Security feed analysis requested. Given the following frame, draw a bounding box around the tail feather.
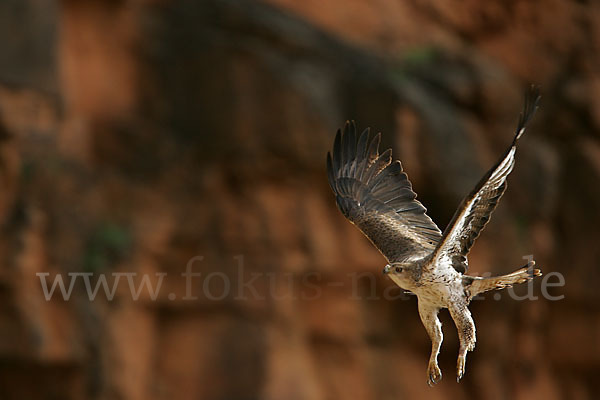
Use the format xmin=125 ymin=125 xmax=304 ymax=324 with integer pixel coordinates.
xmin=464 ymin=261 xmax=542 ymax=300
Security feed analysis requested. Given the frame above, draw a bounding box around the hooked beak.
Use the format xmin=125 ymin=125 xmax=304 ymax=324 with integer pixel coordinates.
xmin=383 ymin=264 xmax=391 ymax=274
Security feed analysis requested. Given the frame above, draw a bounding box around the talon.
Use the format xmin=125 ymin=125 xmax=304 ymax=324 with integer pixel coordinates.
xmin=427 ymin=362 xmax=442 ymax=386
xmin=456 ymin=355 xmax=466 ymax=382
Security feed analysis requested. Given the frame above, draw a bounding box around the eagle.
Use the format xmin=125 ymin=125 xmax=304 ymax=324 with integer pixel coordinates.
xmin=326 ymin=87 xmax=542 ymax=385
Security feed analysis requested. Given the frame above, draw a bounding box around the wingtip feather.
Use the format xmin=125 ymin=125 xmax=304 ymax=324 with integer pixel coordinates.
xmin=326 ymin=152 xmax=335 ymax=189
xmin=513 ymin=85 xmax=541 ymax=144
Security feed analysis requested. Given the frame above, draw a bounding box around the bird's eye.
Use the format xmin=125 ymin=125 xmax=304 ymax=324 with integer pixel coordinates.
xmin=395 ymin=266 xmax=402 ymax=273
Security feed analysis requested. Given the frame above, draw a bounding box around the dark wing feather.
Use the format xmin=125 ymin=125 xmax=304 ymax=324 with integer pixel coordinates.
xmin=431 ymin=86 xmax=541 ymax=273
xmin=327 ymin=121 xmax=442 ymax=263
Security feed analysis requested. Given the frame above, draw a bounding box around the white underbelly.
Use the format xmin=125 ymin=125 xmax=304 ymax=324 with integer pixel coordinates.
xmin=389 ymin=266 xmax=463 ymax=308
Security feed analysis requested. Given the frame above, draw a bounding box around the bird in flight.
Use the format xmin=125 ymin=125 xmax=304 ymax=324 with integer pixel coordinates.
xmin=326 ymin=87 xmax=542 ymax=385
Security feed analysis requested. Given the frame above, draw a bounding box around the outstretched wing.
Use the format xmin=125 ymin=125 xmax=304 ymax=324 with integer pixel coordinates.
xmin=431 ymin=86 xmax=541 ymax=273
xmin=327 ymin=121 xmax=442 ymax=263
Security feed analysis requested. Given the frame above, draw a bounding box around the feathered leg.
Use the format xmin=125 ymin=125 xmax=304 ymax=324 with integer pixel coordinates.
xmin=448 ymin=303 xmax=476 ymax=382
xmin=418 ymin=300 xmax=443 ymax=386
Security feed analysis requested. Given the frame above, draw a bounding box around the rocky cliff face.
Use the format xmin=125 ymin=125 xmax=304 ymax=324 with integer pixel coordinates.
xmin=0 ymin=0 xmax=598 ymax=399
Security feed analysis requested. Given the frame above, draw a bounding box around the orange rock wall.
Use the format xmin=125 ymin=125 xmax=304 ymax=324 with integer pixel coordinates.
xmin=0 ymin=0 xmax=598 ymax=399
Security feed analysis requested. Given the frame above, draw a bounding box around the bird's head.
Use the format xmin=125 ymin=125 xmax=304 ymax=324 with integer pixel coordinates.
xmin=383 ymin=262 xmax=417 ymax=288
xmin=383 ymin=262 xmax=413 ymax=275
